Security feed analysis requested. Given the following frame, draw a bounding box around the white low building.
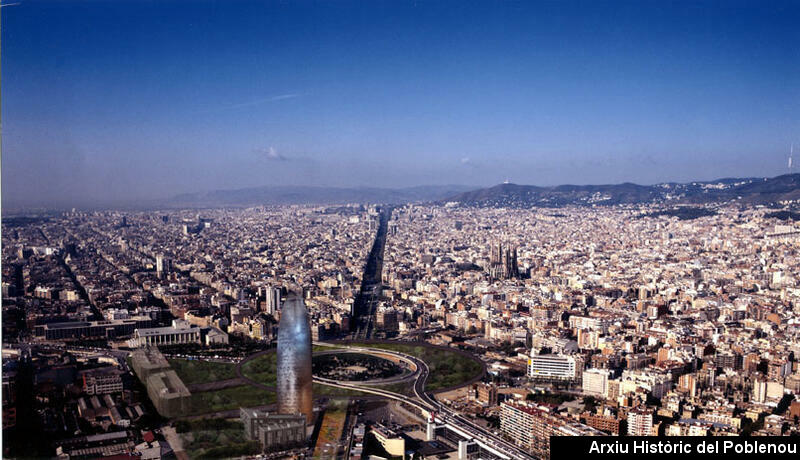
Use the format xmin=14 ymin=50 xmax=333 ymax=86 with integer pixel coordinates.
xmin=133 ymin=320 xmax=201 ymax=347
xmin=528 ymin=353 xmax=577 ymax=380
xmin=203 ymin=326 xmax=229 ymax=345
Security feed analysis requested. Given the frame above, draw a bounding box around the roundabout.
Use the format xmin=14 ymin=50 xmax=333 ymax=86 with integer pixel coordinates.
xmin=311 ymin=349 xmax=417 ymax=385
xmin=234 ymin=340 xmax=485 ymax=400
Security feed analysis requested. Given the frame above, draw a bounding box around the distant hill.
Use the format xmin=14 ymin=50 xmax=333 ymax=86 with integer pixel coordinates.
xmin=441 ymin=175 xmax=800 ymax=208
xmin=168 ymin=184 xmax=477 ymax=207
xmin=167 ymin=174 xmax=800 ymax=208
xmin=445 ymin=182 xmax=661 ymax=207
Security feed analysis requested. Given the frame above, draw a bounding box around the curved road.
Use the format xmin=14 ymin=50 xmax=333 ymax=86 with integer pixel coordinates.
xmin=312 ymin=347 xmax=418 ymax=385
xmin=313 ymin=342 xmax=535 ymax=460
xmin=329 ymin=339 xmax=488 ymax=394
xmin=234 ymin=344 xmax=422 ymax=391
xmin=234 ymin=342 xmax=533 ymax=460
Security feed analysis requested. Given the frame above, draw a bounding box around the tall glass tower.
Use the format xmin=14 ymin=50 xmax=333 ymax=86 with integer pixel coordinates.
xmin=276 ymin=292 xmax=313 ymax=424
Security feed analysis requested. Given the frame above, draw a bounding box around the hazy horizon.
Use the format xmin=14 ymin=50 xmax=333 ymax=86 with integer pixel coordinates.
xmin=1 ymin=174 xmax=794 ymax=212
xmin=2 ymin=0 xmax=799 ymax=209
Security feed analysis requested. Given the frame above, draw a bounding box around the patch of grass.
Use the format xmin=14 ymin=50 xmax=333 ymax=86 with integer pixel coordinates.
xmin=168 ymin=359 xmax=237 ymax=385
xmin=313 ymin=403 xmax=348 ymax=459
xmin=189 ymin=385 xmax=276 ymax=415
xmin=180 ymin=421 xmax=261 ymax=459
xmin=240 ymin=353 xmax=278 ymax=387
xmin=349 ymin=342 xmax=482 ymax=391
xmin=313 ymin=344 xmax=344 ymax=352
xmin=374 ymin=381 xmax=415 ymax=396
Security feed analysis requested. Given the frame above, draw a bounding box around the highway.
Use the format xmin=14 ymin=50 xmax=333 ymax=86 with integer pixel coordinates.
xmin=313 ymin=342 xmax=536 ymax=460
xmin=352 ymin=207 xmax=391 ymax=339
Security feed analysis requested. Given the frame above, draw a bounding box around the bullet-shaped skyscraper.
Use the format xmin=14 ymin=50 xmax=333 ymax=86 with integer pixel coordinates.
xmin=276 ymin=292 xmax=313 ymax=424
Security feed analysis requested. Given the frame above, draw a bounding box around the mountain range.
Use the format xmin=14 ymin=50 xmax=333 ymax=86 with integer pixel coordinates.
xmin=166 ymin=174 xmax=800 ymax=208
xmin=440 ymin=174 xmax=800 ymax=208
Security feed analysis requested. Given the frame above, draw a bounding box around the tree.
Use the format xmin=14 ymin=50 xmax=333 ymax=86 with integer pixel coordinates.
xmin=584 ymin=396 xmax=598 ymax=412
xmin=774 ymin=394 xmax=794 ymax=415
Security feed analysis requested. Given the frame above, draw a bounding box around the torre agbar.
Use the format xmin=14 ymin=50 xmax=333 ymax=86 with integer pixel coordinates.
xmin=276 ymin=292 xmax=314 ymax=424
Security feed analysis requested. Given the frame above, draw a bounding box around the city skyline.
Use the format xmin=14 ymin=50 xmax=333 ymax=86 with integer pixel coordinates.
xmin=2 ymin=0 xmax=799 ymax=208
xmin=7 ymin=200 xmax=800 ymax=456
xmin=5 ymin=1 xmax=800 ymax=458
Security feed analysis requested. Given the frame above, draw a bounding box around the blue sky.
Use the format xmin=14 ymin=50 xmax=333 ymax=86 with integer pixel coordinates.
xmin=2 ymin=0 xmax=799 ymax=207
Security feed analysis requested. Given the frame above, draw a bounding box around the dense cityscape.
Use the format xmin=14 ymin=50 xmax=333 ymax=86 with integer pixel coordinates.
xmin=3 ymin=1 xmax=798 ymax=459
xmin=3 ymin=197 xmax=800 ymax=458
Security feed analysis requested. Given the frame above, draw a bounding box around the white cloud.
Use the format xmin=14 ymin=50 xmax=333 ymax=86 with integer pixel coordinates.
xmin=256 ymin=146 xmax=288 ymax=161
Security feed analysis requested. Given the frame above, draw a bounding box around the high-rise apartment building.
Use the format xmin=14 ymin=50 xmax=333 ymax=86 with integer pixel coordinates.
xmin=627 ymin=407 xmax=654 ymax=436
xmin=264 ymin=286 xmax=282 ymax=315
xmin=501 ymin=401 xmax=602 ymax=458
xmin=155 ymin=254 xmax=171 ymax=278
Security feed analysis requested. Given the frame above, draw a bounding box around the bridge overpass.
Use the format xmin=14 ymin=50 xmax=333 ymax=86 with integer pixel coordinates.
xmin=313 ymin=342 xmax=535 ymax=460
